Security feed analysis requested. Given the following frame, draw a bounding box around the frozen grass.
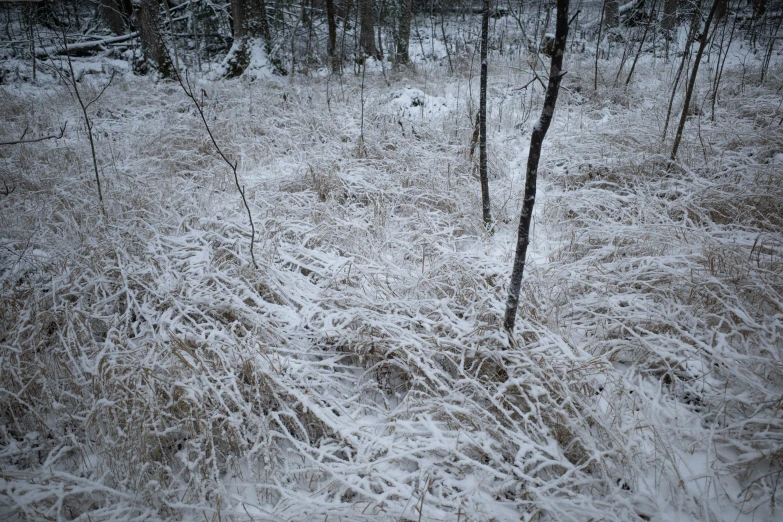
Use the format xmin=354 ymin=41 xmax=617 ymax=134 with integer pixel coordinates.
xmin=1 ymin=19 xmax=783 ymax=521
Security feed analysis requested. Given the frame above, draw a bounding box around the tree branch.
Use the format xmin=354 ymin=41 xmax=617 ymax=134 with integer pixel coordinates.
xmin=174 ymin=69 xmax=258 ymax=269
xmin=62 ymin=28 xmax=105 ymax=209
xmin=0 ymin=122 xmax=67 ymax=146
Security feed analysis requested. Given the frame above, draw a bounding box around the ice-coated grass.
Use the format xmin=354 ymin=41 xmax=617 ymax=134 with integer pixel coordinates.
xmin=1 ymin=17 xmax=783 ymax=522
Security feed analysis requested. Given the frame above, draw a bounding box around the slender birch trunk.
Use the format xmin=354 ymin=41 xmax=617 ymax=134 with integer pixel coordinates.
xmin=671 ymin=0 xmax=721 ymax=160
xmin=504 ymin=0 xmax=570 ymax=332
xmin=479 ymin=0 xmax=492 ymax=230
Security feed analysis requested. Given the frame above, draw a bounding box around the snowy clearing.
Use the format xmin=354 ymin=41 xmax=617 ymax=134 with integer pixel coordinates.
xmin=1 ymin=7 xmax=783 ymax=522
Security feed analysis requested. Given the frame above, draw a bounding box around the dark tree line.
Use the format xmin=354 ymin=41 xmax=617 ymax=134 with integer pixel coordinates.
xmin=5 ymin=0 xmax=780 ymax=81
xmin=85 ymin=1 xmax=486 ymax=77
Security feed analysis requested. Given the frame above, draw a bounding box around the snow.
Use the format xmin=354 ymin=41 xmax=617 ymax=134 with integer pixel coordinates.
xmin=386 ymin=87 xmax=450 ymax=119
xmin=213 ymin=37 xmax=274 ymax=80
xmin=1 ymin=8 xmax=782 ymax=522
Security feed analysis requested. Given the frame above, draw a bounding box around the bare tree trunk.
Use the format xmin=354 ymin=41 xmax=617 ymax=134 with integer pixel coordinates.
xmin=233 ymin=0 xmax=272 ymax=52
xmin=605 ymin=0 xmax=619 ymax=28
xmin=662 ymin=0 xmax=678 ymax=31
xmin=671 ymin=0 xmax=721 ymax=160
xmin=662 ymin=0 xmax=702 ymax=140
xmin=396 ymin=0 xmax=412 ymax=63
xmin=35 ymin=0 xmax=61 ymax=30
xmin=360 ymin=0 xmax=378 ymax=58
xmin=715 ymin=0 xmax=727 ymax=20
xmin=326 ymin=0 xmax=338 ymax=71
xmin=761 ymin=7 xmax=782 ymax=82
xmin=613 ymin=37 xmax=632 ymax=87
xmin=137 ymin=0 xmax=172 ymax=78
xmin=595 ymin=0 xmax=607 ymax=90
xmin=227 ymin=0 xmax=273 ymax=77
xmin=753 ymin=0 xmax=767 ymax=19
xmin=625 ymin=0 xmax=658 ymax=85
xmin=750 ymin=0 xmax=766 ymax=47
xmin=711 ymin=12 xmax=736 ymax=119
xmin=62 ymin=31 xmax=105 ymax=210
xmin=376 ymin=3 xmax=384 ymax=60
xmin=439 ymin=2 xmax=453 ymax=73
xmin=100 ymin=0 xmax=133 ymax=34
xmin=163 ymin=0 xmax=179 ymax=72
xmin=27 ymin=8 xmax=35 ymax=81
xmin=253 ymin=0 xmax=273 ymax=53
xmin=504 ymin=0 xmax=570 ymax=332
xmin=479 ymin=0 xmax=492 ymax=230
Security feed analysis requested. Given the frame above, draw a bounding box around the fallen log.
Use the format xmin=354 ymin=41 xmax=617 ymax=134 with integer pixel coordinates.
xmin=36 ymin=32 xmax=138 ymax=58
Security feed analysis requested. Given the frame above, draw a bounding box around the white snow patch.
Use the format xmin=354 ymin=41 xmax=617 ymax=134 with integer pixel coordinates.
xmin=386 ymin=87 xmax=450 ymax=119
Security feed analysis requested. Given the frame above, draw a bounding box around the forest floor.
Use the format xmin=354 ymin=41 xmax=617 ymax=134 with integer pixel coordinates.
xmin=2 ymin=23 xmax=783 ymax=522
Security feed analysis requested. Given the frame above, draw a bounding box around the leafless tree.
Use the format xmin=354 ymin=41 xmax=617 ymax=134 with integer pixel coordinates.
xmin=671 ymin=0 xmax=721 ymax=161
xmin=595 ymin=0 xmax=607 ymax=90
xmin=505 ymin=0 xmax=570 ymax=332
xmin=396 ymin=0 xmax=412 ymax=63
xmin=625 ymin=0 xmax=658 ymax=85
xmin=479 ymin=0 xmax=492 ymax=230
xmin=359 ymin=0 xmax=378 ymax=59
xmin=100 ymin=0 xmax=133 ymax=35
xmin=663 ymin=0 xmax=703 ymax=140
xmin=226 ymin=0 xmax=273 ymax=77
xmin=604 ymin=0 xmax=619 ymax=28
xmin=326 ymin=0 xmax=339 ymax=71
xmin=662 ymin=0 xmax=678 ymax=31
xmin=175 ymin=69 xmax=259 ymax=268
xmin=137 ymin=0 xmax=172 ymax=77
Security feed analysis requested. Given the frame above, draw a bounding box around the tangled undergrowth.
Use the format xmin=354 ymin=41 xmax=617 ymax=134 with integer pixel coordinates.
xmin=1 ymin=42 xmax=782 ymax=522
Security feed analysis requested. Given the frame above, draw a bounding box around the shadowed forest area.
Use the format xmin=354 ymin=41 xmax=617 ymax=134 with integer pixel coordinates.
xmin=1 ymin=0 xmax=782 ymax=520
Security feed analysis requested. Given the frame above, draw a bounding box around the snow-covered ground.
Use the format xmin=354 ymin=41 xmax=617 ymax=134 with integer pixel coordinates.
xmin=1 ymin=14 xmax=783 ymax=522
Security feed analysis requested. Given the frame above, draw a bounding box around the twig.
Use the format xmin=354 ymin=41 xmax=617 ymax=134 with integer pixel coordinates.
xmin=85 ymin=71 xmax=116 ymax=111
xmin=513 ymin=76 xmax=539 ymax=91
xmin=529 ymin=60 xmax=548 ymax=89
xmin=595 ymin=0 xmax=607 ymax=90
xmin=739 ymin=468 xmax=783 ymax=496
xmin=2 ymin=180 xmax=15 ymax=196
xmin=416 ymin=476 xmax=431 ymax=522
xmin=174 ymin=68 xmax=258 ymax=269
xmin=62 ymin=28 xmax=105 ymax=210
xmin=0 ymin=122 xmax=67 ymax=146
